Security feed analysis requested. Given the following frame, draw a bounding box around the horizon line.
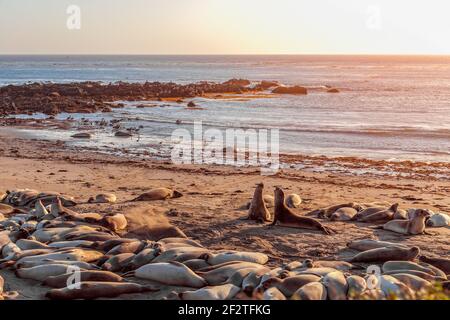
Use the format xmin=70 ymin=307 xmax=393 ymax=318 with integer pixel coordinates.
xmin=1 ymin=53 xmax=450 ymax=57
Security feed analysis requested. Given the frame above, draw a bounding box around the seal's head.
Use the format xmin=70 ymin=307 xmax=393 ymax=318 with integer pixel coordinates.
xmin=172 ymin=190 xmax=183 ymax=198
xmin=261 ymin=277 xmax=282 ymax=290
xmin=303 ymin=259 xmax=314 ymax=268
xmin=409 ymin=246 xmax=421 ymax=258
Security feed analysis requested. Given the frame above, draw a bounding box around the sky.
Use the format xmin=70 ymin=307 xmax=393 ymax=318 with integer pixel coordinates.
xmin=0 ymin=0 xmax=449 ymax=55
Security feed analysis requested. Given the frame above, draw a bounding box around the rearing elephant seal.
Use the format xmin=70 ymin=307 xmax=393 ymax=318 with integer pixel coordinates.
xmin=247 ymin=183 xmax=272 ymax=222
xmin=131 ymin=188 xmax=183 ymax=201
xmin=272 ymin=187 xmax=334 ymax=235
xmin=377 ymin=209 xmax=430 ymax=235
xmin=348 ymin=246 xmax=420 ymax=263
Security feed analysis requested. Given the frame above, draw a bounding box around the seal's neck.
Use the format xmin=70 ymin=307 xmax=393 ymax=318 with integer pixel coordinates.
xmin=274 ymin=190 xmax=285 ymax=208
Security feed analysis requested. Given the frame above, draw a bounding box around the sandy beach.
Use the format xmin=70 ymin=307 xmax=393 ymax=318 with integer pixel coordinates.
xmin=0 ymin=127 xmax=449 ymax=299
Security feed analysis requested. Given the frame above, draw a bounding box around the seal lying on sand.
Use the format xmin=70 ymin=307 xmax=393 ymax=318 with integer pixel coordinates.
xmin=46 ymin=282 xmax=158 ymax=300
xmin=375 ymin=209 xmax=431 ymax=235
xmin=88 ymin=193 xmax=117 ymax=204
xmin=271 ymin=187 xmax=334 ymax=235
xmin=348 ymin=246 xmax=420 ymax=263
xmin=419 ymin=256 xmax=450 ymax=274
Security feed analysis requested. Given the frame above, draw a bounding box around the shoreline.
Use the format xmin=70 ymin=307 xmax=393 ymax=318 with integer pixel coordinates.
xmin=0 ymin=124 xmax=449 ymax=300
xmin=1 ymin=120 xmax=450 ymax=181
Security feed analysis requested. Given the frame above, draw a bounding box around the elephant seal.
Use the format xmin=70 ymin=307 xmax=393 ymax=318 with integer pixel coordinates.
xmin=346 ymin=239 xmax=408 ymax=252
xmin=0 ymin=204 xmax=19 ymax=215
xmin=151 ymin=246 xmax=208 ymax=263
xmin=180 ymin=284 xmax=240 ymax=300
xmin=183 ymin=259 xmax=210 ymax=271
xmin=48 ymin=240 xmax=94 ymax=249
xmin=330 ymin=207 xmax=358 ymax=221
xmin=15 ymin=264 xmax=88 ymax=281
xmin=358 ymin=204 xmax=398 ymax=223
xmin=130 ymin=248 xmax=159 ymax=269
xmin=43 ymin=270 xmax=124 ymax=288
xmin=307 ymin=203 xmax=362 ymax=218
xmin=261 ymin=275 xmax=321 ymax=297
xmin=131 ymin=188 xmax=183 ymax=201
xmin=378 ymin=209 xmax=430 ymax=235
xmin=308 ymin=260 xmax=356 ymax=271
xmin=197 ymin=262 xmax=267 ymax=286
xmin=247 ymin=183 xmax=272 ymax=222
xmin=46 ymin=282 xmax=158 ymax=300
xmin=101 ymin=213 xmax=128 ymax=232
xmin=393 ymin=209 xmax=408 ymax=220
xmin=377 ymin=275 xmax=414 ymax=298
xmin=382 ymin=261 xmax=436 ymax=275
xmin=262 ymin=287 xmax=287 ymax=300
xmin=158 ymin=237 xmax=203 ymax=248
xmin=419 ymin=256 xmax=450 ymax=274
xmin=322 ymin=271 xmax=348 ymax=300
xmin=348 ymin=246 xmax=420 ymax=263
xmin=285 ymin=194 xmax=302 ymax=208
xmin=132 ymin=261 xmax=207 ymax=288
xmin=291 ymin=282 xmax=327 ymax=300
xmin=382 ymin=269 xmax=441 ymax=282
xmin=16 ymin=259 xmax=96 ymax=270
xmin=202 ymin=251 xmax=268 ymax=265
xmin=31 ymin=200 xmax=48 ymax=219
xmin=426 ymin=212 xmax=450 ymax=227
xmin=88 ymin=193 xmax=117 ymax=204
xmin=346 ymin=275 xmax=366 ymax=297
xmin=0 ymin=275 xmax=19 ymax=300
xmin=245 ymin=194 xmax=275 ymax=210
xmin=15 ymin=239 xmax=50 ymax=250
xmin=389 ymin=274 xmax=432 ymax=291
xmin=101 ymin=253 xmax=135 ymax=272
xmin=272 ymin=187 xmax=334 ymax=234
xmin=352 ymin=205 xmax=389 ymax=221
xmin=106 ymin=240 xmax=147 ymax=256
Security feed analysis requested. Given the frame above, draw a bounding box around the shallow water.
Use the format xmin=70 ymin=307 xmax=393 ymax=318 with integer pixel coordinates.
xmin=2 ymin=55 xmax=450 ymax=162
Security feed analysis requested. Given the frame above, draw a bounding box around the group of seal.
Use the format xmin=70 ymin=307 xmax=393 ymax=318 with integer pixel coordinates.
xmin=0 ymin=186 xmax=448 ymax=300
xmin=245 ymin=184 xmax=333 ymax=235
xmin=305 ymin=199 xmax=449 ymax=235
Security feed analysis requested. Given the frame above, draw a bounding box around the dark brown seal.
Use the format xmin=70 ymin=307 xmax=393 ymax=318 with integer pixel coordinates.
xmin=272 ymin=187 xmax=334 ymax=235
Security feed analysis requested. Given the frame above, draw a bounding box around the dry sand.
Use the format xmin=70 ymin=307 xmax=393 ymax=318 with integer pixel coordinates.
xmin=0 ymin=130 xmax=449 ymax=299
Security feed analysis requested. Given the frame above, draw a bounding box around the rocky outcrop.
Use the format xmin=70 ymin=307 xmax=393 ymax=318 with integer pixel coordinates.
xmin=0 ymin=79 xmax=255 ymax=116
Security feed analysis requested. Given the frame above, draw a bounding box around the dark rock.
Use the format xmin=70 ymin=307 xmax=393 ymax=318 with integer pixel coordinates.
xmin=259 ymin=80 xmax=279 ymax=90
xmin=71 ymin=132 xmax=92 ymax=139
xmin=327 ymin=88 xmax=340 ymax=93
xmin=272 ymin=86 xmax=307 ymax=95
xmin=115 ymin=131 xmax=133 ymax=137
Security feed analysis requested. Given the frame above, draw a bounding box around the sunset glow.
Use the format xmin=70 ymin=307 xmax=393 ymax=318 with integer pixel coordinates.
xmin=1 ymin=0 xmax=450 ymax=55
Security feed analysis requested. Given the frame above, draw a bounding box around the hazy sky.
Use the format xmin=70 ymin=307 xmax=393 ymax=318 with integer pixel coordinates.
xmin=1 ymin=0 xmax=449 ymax=54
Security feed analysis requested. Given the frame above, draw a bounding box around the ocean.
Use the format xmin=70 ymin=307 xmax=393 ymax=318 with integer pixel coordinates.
xmin=1 ymin=55 xmax=450 ymax=162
